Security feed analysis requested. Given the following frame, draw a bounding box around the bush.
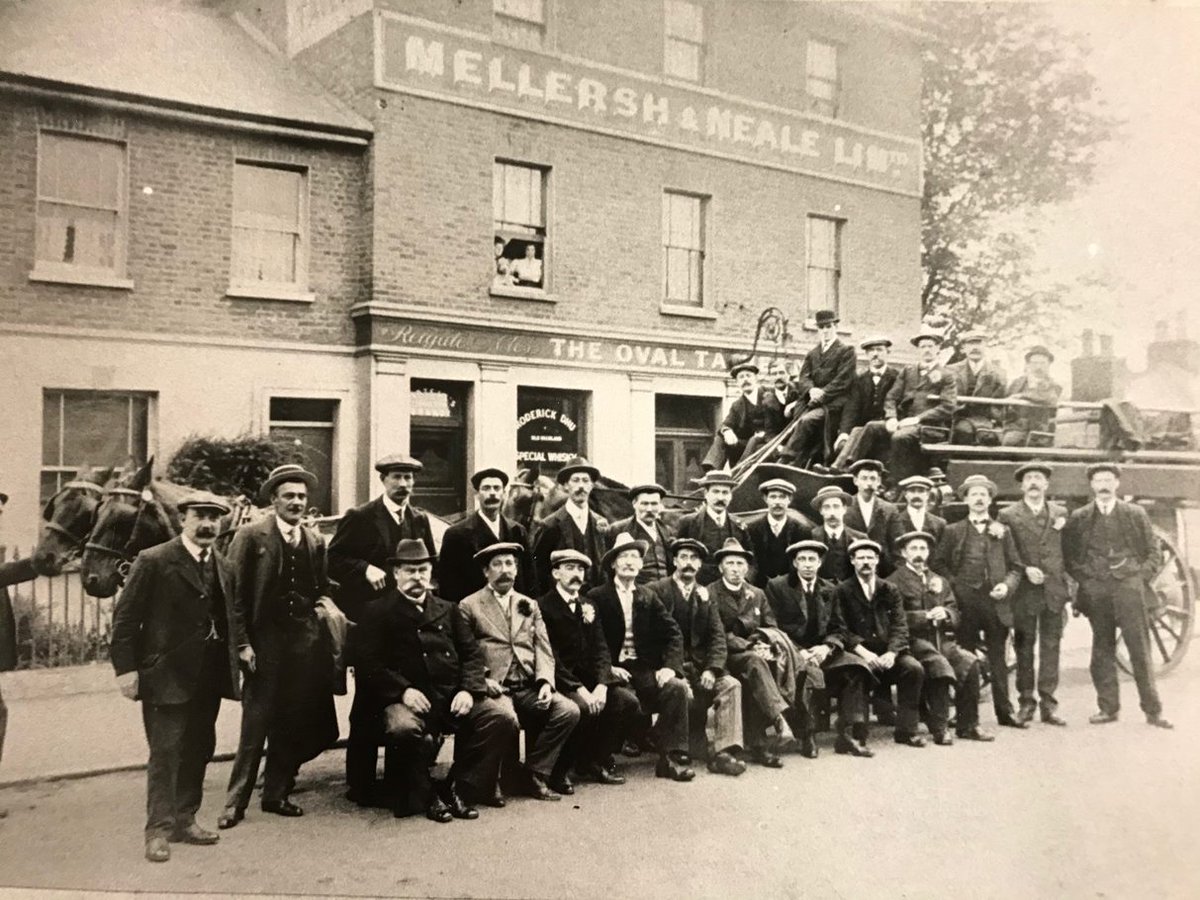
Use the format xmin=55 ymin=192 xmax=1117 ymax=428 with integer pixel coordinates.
xmin=167 ymin=433 xmax=301 ymax=500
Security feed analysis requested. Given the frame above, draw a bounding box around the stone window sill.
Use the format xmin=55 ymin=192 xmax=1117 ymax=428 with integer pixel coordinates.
xmin=490 ymin=285 xmax=557 ymax=303
xmin=660 ymin=303 xmax=718 ymax=320
xmin=29 ymin=267 xmax=134 ymax=290
xmin=226 ymin=285 xmax=315 ymax=304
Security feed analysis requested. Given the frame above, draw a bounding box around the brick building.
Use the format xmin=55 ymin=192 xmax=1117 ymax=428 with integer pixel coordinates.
xmin=0 ymin=0 xmax=926 ymax=543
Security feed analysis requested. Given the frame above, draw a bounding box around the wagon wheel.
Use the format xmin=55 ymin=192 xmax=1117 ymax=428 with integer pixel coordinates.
xmin=1116 ymin=527 xmax=1195 ymax=677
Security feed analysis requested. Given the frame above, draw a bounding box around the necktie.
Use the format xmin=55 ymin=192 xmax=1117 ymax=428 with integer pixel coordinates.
xmin=198 ymin=548 xmax=208 ymax=566
xmin=287 ymin=527 xmax=299 ymax=548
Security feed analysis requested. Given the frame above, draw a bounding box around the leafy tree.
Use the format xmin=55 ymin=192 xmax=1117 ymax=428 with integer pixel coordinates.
xmin=168 ymin=433 xmax=300 ymax=500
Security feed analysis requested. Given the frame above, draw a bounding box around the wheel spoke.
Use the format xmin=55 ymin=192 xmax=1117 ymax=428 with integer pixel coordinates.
xmin=1150 ymin=621 xmax=1173 ymax=663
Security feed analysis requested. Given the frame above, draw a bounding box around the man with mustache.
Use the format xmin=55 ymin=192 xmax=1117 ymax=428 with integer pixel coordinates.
xmin=1002 ymin=346 xmax=1063 ymax=447
xmin=745 ymin=478 xmax=810 ymax=588
xmin=437 ymin=468 xmax=532 ymax=602
xmin=538 ymin=549 xmax=638 ymax=789
xmin=531 ymin=457 xmax=611 ymax=595
xmin=461 ymin=543 xmax=580 ymax=800
xmin=809 ymin=485 xmax=866 ymax=583
xmin=887 ymin=476 xmax=947 ymax=548
xmin=948 ymin=330 xmax=1008 ymax=445
xmin=844 ymin=459 xmax=898 ymax=575
xmin=675 ymin=471 xmax=752 ymax=585
xmin=110 ymin=492 xmax=247 ymax=862
xmin=218 ymin=466 xmax=339 ymax=830
xmin=831 ymin=336 xmax=899 ymax=471
xmin=1064 ymin=464 xmax=1172 ymax=729
xmin=702 ymin=361 xmax=771 ymax=471
xmin=610 ymin=484 xmax=675 ymax=585
xmin=781 ymin=309 xmax=857 ymax=466
xmin=877 ymin=330 xmax=958 ymax=481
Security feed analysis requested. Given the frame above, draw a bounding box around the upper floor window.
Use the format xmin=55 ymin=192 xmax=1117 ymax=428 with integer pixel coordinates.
xmin=41 ymin=390 xmax=150 ymax=504
xmin=662 ymin=191 xmax=706 ymax=308
xmin=493 ymin=161 xmax=548 ymax=292
xmin=231 ymin=161 xmax=308 ymax=295
xmin=806 ymin=215 xmax=842 ymax=318
xmin=806 ymin=39 xmax=840 ymax=117
xmin=664 ymin=0 xmax=704 ymax=83
xmin=494 ymin=0 xmax=546 ymax=51
xmin=35 ymin=132 xmax=127 ymax=282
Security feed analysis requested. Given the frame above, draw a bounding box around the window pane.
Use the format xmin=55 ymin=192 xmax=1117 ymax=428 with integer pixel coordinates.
xmin=503 ymin=165 xmax=531 ymax=225
xmin=130 ymin=395 xmax=149 ymax=462
xmin=688 ymin=249 xmax=703 ymax=305
xmin=234 ymin=165 xmax=300 ymax=226
xmin=36 ymin=204 xmax=118 ymax=268
xmin=666 ymin=247 xmax=691 ymax=303
xmin=60 ymin=393 xmax=136 ymax=464
xmin=493 ymin=163 xmax=505 ymax=222
xmin=664 ymin=39 xmax=699 ymax=81
xmin=809 ymin=218 xmax=835 ymax=266
xmin=39 ymin=135 xmax=121 ymax=207
xmin=233 ymin=226 xmax=297 ymax=283
xmin=808 ymin=267 xmax=838 ymax=314
xmin=807 ymin=78 xmax=835 ymax=102
xmin=668 ymin=193 xmax=699 ymax=248
xmin=807 ymin=40 xmax=838 ymax=80
xmin=270 ymin=398 xmax=337 ymax=422
xmin=41 ymin=471 xmax=64 ymax=506
xmin=665 ymin=0 xmax=702 ymax=41
xmin=42 ymin=393 xmax=62 ymax=465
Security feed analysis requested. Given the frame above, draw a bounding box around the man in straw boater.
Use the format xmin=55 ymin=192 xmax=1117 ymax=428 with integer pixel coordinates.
xmin=675 ymin=469 xmax=752 ymax=586
xmin=745 ymin=477 xmax=810 ymax=588
xmin=829 ymin=538 xmax=928 ymax=748
xmin=887 ymin=475 xmax=947 ymax=547
xmin=701 ymin=360 xmax=771 ymax=471
xmin=998 ymin=462 xmax=1070 ymax=727
xmin=932 ymin=474 xmax=1025 ymax=729
xmin=780 ymin=308 xmax=858 ymax=467
xmin=437 ymin=467 xmax=533 ymax=602
xmin=809 ymin=484 xmax=867 ymax=583
xmin=874 ymin=328 xmax=958 ymax=482
xmin=1063 ymin=463 xmax=1172 ymax=729
xmin=531 ymin=456 xmax=611 ymax=595
xmin=610 ymin=482 xmax=676 ymax=585
xmin=538 ymin=549 xmax=640 ymax=789
xmin=329 ymin=452 xmax=437 ymax=806
xmin=354 ymin=538 xmax=516 ymax=822
xmin=218 ymin=465 xmax=339 ymax=830
xmin=461 ymin=542 xmax=580 ymax=801
xmin=830 ymin=335 xmax=899 ymax=471
xmin=843 ymin=459 xmax=898 ymax=574
xmin=588 ymin=533 xmax=696 ymax=782
xmin=765 ymin=539 xmax=875 ymax=758
xmin=709 ymin=538 xmax=796 ymax=768
xmin=110 ymin=491 xmax=245 ymax=862
xmin=644 ymin=538 xmax=748 ymax=776
xmin=887 ymin=530 xmax=994 ymax=745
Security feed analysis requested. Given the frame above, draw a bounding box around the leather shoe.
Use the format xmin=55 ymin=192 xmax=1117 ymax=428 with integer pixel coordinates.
xmin=799 ymin=734 xmax=819 ymax=759
xmin=1041 ymin=712 xmax=1068 ymax=727
xmin=261 ymin=799 xmax=303 ymax=818
xmin=619 ymin=739 xmax=643 ymax=757
xmin=1147 ymin=715 xmax=1174 ymax=730
xmin=997 ymin=716 xmax=1029 ymax=729
xmin=834 ymin=733 xmax=874 ymax=758
xmin=440 ymin=781 xmax=479 ymax=820
xmin=957 ymin=725 xmax=996 ymax=742
xmin=145 ymin=837 xmax=170 ymax=863
xmin=706 ymin=750 xmax=746 ymax=777
xmin=655 ymin=755 xmax=695 ymax=782
xmin=931 ymin=730 xmax=954 ymax=746
xmin=1089 ymin=711 xmax=1119 ymax=725
xmin=425 ymin=796 xmax=453 ymax=824
xmin=526 ymin=772 xmax=561 ymax=801
xmin=1016 ymin=706 xmax=1036 ymax=726
xmin=751 ymin=747 xmax=783 ymax=769
xmin=579 ymin=764 xmax=625 ymax=785
xmin=894 ymin=732 xmax=927 ymax=748
xmin=216 ymin=808 xmax=243 ymax=830
xmin=172 ymin=823 xmax=219 ymax=845
xmin=548 ymin=774 xmax=575 ymax=796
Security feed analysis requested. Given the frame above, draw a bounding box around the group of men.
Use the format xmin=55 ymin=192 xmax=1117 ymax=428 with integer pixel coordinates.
xmin=107 ymin=442 xmax=1173 ymax=864
xmin=703 ymin=310 xmax=1064 ymax=481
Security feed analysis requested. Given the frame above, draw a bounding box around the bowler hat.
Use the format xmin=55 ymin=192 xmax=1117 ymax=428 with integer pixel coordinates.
xmin=847 ymin=538 xmax=882 ymax=557
xmin=258 ymin=464 xmax=318 ymax=506
xmin=956 ymin=474 xmax=999 ymax=499
xmin=848 ymin=459 xmax=886 ymax=477
xmin=758 ymin=477 xmax=796 ymax=496
xmin=627 ymin=483 xmax=667 ymax=501
xmin=668 ymin=537 xmax=709 ymax=560
xmin=472 ymin=541 xmax=524 ymax=567
xmin=601 ymin=532 xmax=649 ymax=570
xmin=813 ymin=309 xmax=839 ymax=327
xmin=388 ymin=538 xmax=435 ymax=567
xmin=898 ymin=475 xmax=934 ymax=492
xmin=1014 ymin=462 xmax=1053 ymax=482
xmin=729 ymin=361 xmax=760 ymax=378
xmin=177 ymin=491 xmax=231 ymax=516
xmin=893 ymin=530 xmax=936 ymax=551
xmin=859 ymin=336 xmax=892 ymax=350
xmin=1025 ymin=345 xmax=1055 ymax=363
xmin=910 ymin=330 xmax=944 ymax=347
xmin=811 ymin=484 xmax=852 ymax=512
xmin=694 ymin=470 xmax=739 ymax=489
xmin=374 ymin=453 xmax=423 ymax=475
xmin=1086 ymin=462 xmax=1121 ymax=480
xmin=713 ymin=537 xmax=754 ymax=564
xmin=550 ymin=548 xmax=592 ymax=570
xmin=786 ymin=539 xmax=827 ymax=558
xmin=556 ymin=456 xmax=600 ymax=484
xmin=470 ymin=467 xmax=510 ymax=490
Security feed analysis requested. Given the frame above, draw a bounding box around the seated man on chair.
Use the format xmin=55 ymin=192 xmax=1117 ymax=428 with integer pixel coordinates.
xmin=1002 ymin=346 xmax=1063 ymax=447
xmin=948 ymin=330 xmax=1007 ymax=445
xmin=876 ymin=330 xmax=958 ymax=482
xmin=781 ymin=309 xmax=857 ymax=467
xmin=702 ymin=362 xmax=770 ymax=471
xmin=831 ymin=336 xmax=899 ymax=471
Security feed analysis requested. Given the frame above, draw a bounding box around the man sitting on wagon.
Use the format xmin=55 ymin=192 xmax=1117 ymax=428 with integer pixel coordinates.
xmin=948 ymin=330 xmax=1008 ymax=446
xmin=780 ymin=309 xmax=857 ymax=467
xmin=1002 ymin=345 xmax=1063 ymax=447
xmin=702 ymin=361 xmax=771 ymax=471
xmin=830 ymin=336 xmax=899 ymax=472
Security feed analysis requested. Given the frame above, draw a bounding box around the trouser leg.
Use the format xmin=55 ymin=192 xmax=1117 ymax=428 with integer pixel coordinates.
xmin=888 ymin=428 xmax=925 ymax=483
xmin=1038 ymin=605 xmax=1064 ymax=713
xmin=889 ymin=654 xmax=924 ymax=736
xmin=346 ymin=688 xmax=380 ymax=794
xmin=1088 ymin=592 xmax=1120 ymax=716
xmin=223 ymin=670 xmax=271 ymax=812
xmin=946 ymin=646 xmax=981 ymax=732
xmin=1013 ymin=610 xmax=1038 ymax=711
xmin=855 ymin=421 xmax=892 ymax=468
xmin=787 ymin=408 xmax=827 ymax=464
xmin=509 ymin=687 xmax=579 ymax=778
xmin=593 ymin=686 xmax=639 ymax=766
xmin=831 ymin=426 xmax=863 ymax=470
xmin=628 ymin=667 xmax=689 ymax=755
xmin=1001 ymin=429 xmax=1029 ymax=447
xmin=381 ymin=703 xmax=437 ymax=814
xmin=142 ymin=702 xmax=188 ymax=840
xmin=450 ymin=697 xmax=519 ymax=797
xmin=696 ymin=674 xmax=743 ymax=756
xmin=1113 ymin=580 xmax=1163 ymax=717
xmin=174 ymin=672 xmax=222 ymax=830
xmin=825 ymin=664 xmax=868 ymax=729
xmin=553 ymin=693 xmax=591 ymax=781
xmin=729 ymin=654 xmax=787 ymax=748
xmin=702 ymin=434 xmax=729 ymax=470
xmin=982 ymin=611 xmax=1014 ymax=720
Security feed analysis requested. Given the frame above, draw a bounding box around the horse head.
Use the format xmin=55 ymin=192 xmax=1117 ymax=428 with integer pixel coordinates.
xmin=33 ymin=464 xmax=115 ymax=575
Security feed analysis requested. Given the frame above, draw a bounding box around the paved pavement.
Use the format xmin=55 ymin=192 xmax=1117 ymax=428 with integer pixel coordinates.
xmin=1 ymin=636 xmax=1197 ymax=899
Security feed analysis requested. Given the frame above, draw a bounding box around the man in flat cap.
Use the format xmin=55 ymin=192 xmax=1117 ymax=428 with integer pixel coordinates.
xmin=1002 ymin=346 xmax=1063 ymax=447
xmin=844 ymin=460 xmax=898 ymax=575
xmin=219 ymin=465 xmax=338 ymax=830
xmin=588 ymin=534 xmax=695 ymax=782
xmin=330 ymin=452 xmax=437 ymax=805
xmin=531 ymin=456 xmax=611 ymax=596
xmin=437 ymin=468 xmax=532 ymax=603
xmin=887 ymin=476 xmax=947 ymax=548
xmin=610 ymin=483 xmax=675 ymax=585
xmin=781 ymin=310 xmax=857 ymax=467
xmin=876 ymin=330 xmax=958 ymax=481
xmin=461 ymin=542 xmax=580 ymax=800
xmin=948 ymin=330 xmax=1007 ymax=446
xmin=1064 ymin=464 xmax=1172 ymax=729
xmin=746 ymin=478 xmax=811 ymax=587
xmin=538 ymin=549 xmax=639 ymax=789
xmin=644 ymin=538 xmax=747 ymax=776
xmin=354 ymin=539 xmax=515 ymax=822
xmin=829 ymin=539 xmax=927 ymax=747
xmin=999 ymin=463 xmax=1070 ymax=726
xmin=675 ymin=471 xmax=752 ymax=586
xmin=703 ymin=361 xmax=771 ymax=471
xmin=831 ymin=336 xmax=899 ymax=471
xmin=110 ymin=492 xmax=246 ymax=862
xmin=932 ymin=474 xmax=1024 ymax=728
xmin=887 ymin=531 xmax=993 ymax=744
xmin=809 ymin=485 xmax=867 ymax=583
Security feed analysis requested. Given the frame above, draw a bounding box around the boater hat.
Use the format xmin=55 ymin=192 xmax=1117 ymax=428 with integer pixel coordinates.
xmin=758 ymin=477 xmax=796 ymax=496
xmin=1014 ymin=462 xmax=1053 ymax=481
xmin=713 ymin=537 xmax=754 ymax=564
xmin=811 ymin=484 xmax=853 ymax=512
xmin=694 ymin=470 xmax=739 ymax=489
xmin=473 ymin=541 xmax=524 ymax=567
xmin=729 ymin=360 xmax=760 ymax=378
xmin=956 ymin=474 xmax=999 ymax=499
xmin=550 ymin=549 xmax=592 ymax=570
xmin=556 ymin=456 xmax=601 ymax=484
xmin=859 ymin=336 xmax=892 ymax=350
xmin=388 ymin=538 xmax=434 ymax=567
xmin=258 ymin=464 xmax=318 ymax=505
xmin=898 ymin=475 xmax=934 ymax=492
xmin=786 ymin=539 xmax=828 ymax=559
xmin=470 ymin=467 xmax=510 ymax=490
xmin=601 ymin=532 xmax=649 ymax=570
xmin=893 ymin=530 xmax=936 ymax=552
xmin=177 ymin=491 xmax=231 ymax=516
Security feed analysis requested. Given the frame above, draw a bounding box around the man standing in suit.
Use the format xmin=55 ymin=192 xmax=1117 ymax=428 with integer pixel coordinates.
xmin=1002 ymin=346 xmax=1063 ymax=447
xmin=531 ymin=456 xmax=610 ymax=595
xmin=844 ymin=460 xmax=897 ymax=574
xmin=437 ymin=468 xmax=531 ymax=602
xmin=809 ymin=485 xmax=866 ymax=583
xmin=353 ymin=539 xmax=515 ymax=821
xmin=829 ymin=540 xmax=927 ymax=748
xmin=1 ymin=489 xmax=41 ymax=777
xmin=675 ymin=471 xmax=751 ymax=585
xmin=1063 ymin=464 xmax=1172 ymax=729
xmin=877 ymin=330 xmax=958 ymax=481
xmin=745 ymin=478 xmax=809 ymax=587
xmin=461 ymin=543 xmax=580 ymax=800
xmin=644 ymin=539 xmax=746 ymax=776
xmin=781 ymin=310 xmax=857 ymax=466
xmin=999 ymin=463 xmax=1070 ymax=726
xmin=537 ymin=549 xmax=638 ymax=790
xmin=887 ymin=476 xmax=947 ymax=548
xmin=329 ymin=452 xmax=437 ymax=806
xmin=588 ymin=534 xmax=695 ymax=782
xmin=702 ymin=362 xmax=770 ymax=471
xmin=110 ymin=492 xmax=246 ymax=863
xmin=609 ymin=484 xmax=674 ymax=585
xmin=765 ymin=540 xmax=874 ymax=758
xmin=932 ymin=474 xmax=1024 ymax=728
xmin=887 ymin=531 xmax=994 ymax=744
xmin=948 ymin=330 xmax=1008 ymax=445
xmin=219 ymin=466 xmax=338 ymax=829
xmin=831 ymin=336 xmax=898 ymax=471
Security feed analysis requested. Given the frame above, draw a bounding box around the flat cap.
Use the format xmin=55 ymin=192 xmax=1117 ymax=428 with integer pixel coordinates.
xmin=847 ymin=538 xmax=883 ymax=556
xmin=728 ymin=360 xmax=760 ymax=378
xmin=959 ymin=329 xmax=989 ymax=343
xmin=1025 ymin=345 xmax=1055 ymax=362
xmin=668 ymin=537 xmax=709 ymax=559
xmin=1014 ymin=462 xmax=1053 ymax=481
xmin=758 ymin=477 xmax=796 ymax=496
xmin=550 ymin=548 xmax=592 ymax=569
xmin=470 ymin=467 xmax=510 ymax=490
xmin=893 ymin=530 xmax=936 ymax=551
xmin=177 ymin=491 xmax=231 ymax=515
xmin=859 ymin=336 xmax=893 ymax=350
xmin=1086 ymin=462 xmax=1121 ymax=479
xmin=898 ymin=475 xmax=935 ymax=491
xmin=786 ymin=539 xmax=828 ymax=558
xmin=848 ymin=459 xmax=886 ymax=477
xmin=374 ymin=453 xmax=422 ymax=474
xmin=910 ymin=330 xmax=944 ymax=347
xmin=627 ymin=483 xmax=667 ymax=500
xmin=473 ymin=542 xmax=525 ymax=566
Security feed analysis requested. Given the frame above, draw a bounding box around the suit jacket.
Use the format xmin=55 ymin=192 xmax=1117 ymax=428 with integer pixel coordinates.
xmin=587 ymin=580 xmax=684 ymax=675
xmin=0 ymin=557 xmax=37 ymax=672
xmin=811 ymin=524 xmax=867 ymax=583
xmin=762 ymin=385 xmax=796 ymax=436
xmin=609 ymin=515 xmax=675 ymax=584
xmin=708 ymin=579 xmax=776 ymax=654
xmin=764 ymin=573 xmax=838 ymax=648
xmin=437 ymin=511 xmax=531 ymax=602
xmin=110 ymin=536 xmax=243 ymax=704
xmin=998 ymin=500 xmax=1071 ymax=614
xmin=720 ymin=391 xmax=771 ymax=441
xmin=795 ymin=339 xmax=857 ymax=411
xmin=949 ymin=359 xmax=1008 ymax=423
xmin=845 ymin=497 xmax=898 ymax=568
xmin=931 ymin=518 xmax=1022 ymax=626
xmin=532 ymin=504 xmax=611 ymax=595
xmin=887 ymin=509 xmax=947 ymax=550
xmin=537 ymin=587 xmax=614 ymax=693
xmin=1005 ymin=374 xmax=1063 ymax=432
xmin=839 ymin=367 xmax=900 ymax=433
xmin=460 ymin=587 xmax=556 ymax=688
xmin=829 ymin=576 xmax=910 ymax=655
xmin=884 ymin=363 xmax=957 ymax=424
xmin=328 ymin=497 xmax=436 ymax=622
xmin=745 ymin=512 xmax=811 ymax=587
xmin=675 ymin=508 xmax=752 ymax=585
xmin=644 ymin=576 xmax=727 ymax=675
xmin=1062 ymin=500 xmax=1161 ymax=594
xmin=885 ymin=565 xmax=961 ymax=643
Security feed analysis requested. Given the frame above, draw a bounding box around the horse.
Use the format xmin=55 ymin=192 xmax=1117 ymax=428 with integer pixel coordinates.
xmin=34 ymin=465 xmax=117 ymax=575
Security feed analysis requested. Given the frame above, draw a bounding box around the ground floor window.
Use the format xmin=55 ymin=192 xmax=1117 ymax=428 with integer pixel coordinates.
xmin=410 ymin=380 xmax=470 ymax=517
xmin=516 ymin=387 xmax=588 ymax=478
xmin=268 ymin=397 xmax=337 ymax=514
xmin=655 ymin=393 xmax=717 ymax=493
xmin=41 ymin=390 xmax=151 ymax=503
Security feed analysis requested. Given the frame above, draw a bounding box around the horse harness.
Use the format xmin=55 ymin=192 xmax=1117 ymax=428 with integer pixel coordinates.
xmin=42 ymin=480 xmax=105 ymax=549
xmin=85 ymin=486 xmax=155 ymax=579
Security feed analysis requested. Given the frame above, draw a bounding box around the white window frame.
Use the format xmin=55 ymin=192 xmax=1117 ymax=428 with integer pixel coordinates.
xmin=805 ymin=215 xmax=843 ymax=320
xmin=492 ymin=159 xmax=551 ymax=300
xmin=40 ymin=389 xmax=154 ymax=502
xmin=805 ymin=38 xmax=841 ymax=118
xmin=493 ymin=0 xmax=548 ymax=51
xmin=227 ymin=159 xmax=313 ymax=303
xmin=663 ymin=0 xmax=705 ymax=83
xmin=661 ymin=190 xmax=708 ymax=313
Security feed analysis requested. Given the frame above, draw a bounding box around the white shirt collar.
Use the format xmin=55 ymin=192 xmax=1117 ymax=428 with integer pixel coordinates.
xmin=1096 ymin=498 xmax=1116 ymax=515
xmin=181 ymin=534 xmax=208 ymax=562
xmin=768 ymin=513 xmax=787 ymax=536
xmin=968 ymin=359 xmax=983 ymax=374
xmin=857 ymin=576 xmax=876 ymax=597
xmin=556 ymin=584 xmax=579 ymax=607
xmin=721 ymin=579 xmax=744 ymax=593
xmin=826 ymin=524 xmax=843 ymax=540
xmin=706 ymin=507 xmax=727 ymax=527
xmin=479 ymin=509 xmax=502 ymax=538
xmin=275 ymin=516 xmax=300 ymax=541
xmin=907 ymin=507 xmax=926 ymax=526
xmin=673 ymin=574 xmax=696 ymax=595
xmin=615 ymin=578 xmax=637 ymax=598
xmin=381 ymin=493 xmax=407 ymax=520
xmin=744 ymin=387 xmax=761 ymax=405
xmin=565 ymin=500 xmax=590 ymax=530
xmin=905 ymin=563 xmax=927 ymax=579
